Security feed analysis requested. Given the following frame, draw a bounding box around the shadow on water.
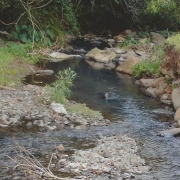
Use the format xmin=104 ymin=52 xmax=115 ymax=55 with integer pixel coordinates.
xmin=1 ymin=58 xmax=180 ymax=179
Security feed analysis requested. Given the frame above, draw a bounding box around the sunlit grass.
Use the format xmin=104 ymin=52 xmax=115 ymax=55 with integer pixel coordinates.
xmin=0 ymin=42 xmax=41 ymax=86
xmin=66 ymin=103 xmax=102 ymax=118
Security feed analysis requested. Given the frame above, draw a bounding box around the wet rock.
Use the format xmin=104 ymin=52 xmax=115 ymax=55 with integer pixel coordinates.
xmin=36 ymin=69 xmax=54 ymax=75
xmin=85 ymin=47 xmax=116 ymax=63
xmin=157 ymin=128 xmax=180 ymax=137
xmin=152 ymin=109 xmax=174 ymax=115
xmin=49 ymin=52 xmax=81 ymax=61
xmin=172 ymin=88 xmax=180 ymax=110
xmin=57 ymin=144 xmax=65 ymax=151
xmin=144 ymin=87 xmax=157 ymax=98
xmin=174 ymin=108 xmax=180 ymax=121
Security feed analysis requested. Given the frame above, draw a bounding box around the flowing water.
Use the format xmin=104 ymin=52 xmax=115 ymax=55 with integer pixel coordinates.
xmin=1 ymin=47 xmax=180 ymax=179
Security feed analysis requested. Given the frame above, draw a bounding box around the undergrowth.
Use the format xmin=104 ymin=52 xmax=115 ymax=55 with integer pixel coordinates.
xmin=0 ymin=42 xmax=41 ymax=86
xmin=132 ymin=46 xmax=165 ymax=78
xmin=46 ymin=68 xmax=77 ymax=104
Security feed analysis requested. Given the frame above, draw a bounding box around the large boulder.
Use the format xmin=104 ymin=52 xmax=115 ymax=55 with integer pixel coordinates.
xmin=150 ymin=32 xmax=165 ymax=45
xmin=115 ymin=56 xmax=140 ymax=75
xmin=140 ymin=77 xmax=165 ymax=88
xmin=171 ymin=88 xmax=180 ymax=110
xmin=174 ymin=108 xmax=180 ymax=121
xmin=85 ymin=47 xmax=116 ymax=63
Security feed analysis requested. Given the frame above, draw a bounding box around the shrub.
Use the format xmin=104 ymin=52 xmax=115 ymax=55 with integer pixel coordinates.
xmin=141 ymin=0 xmax=180 ymax=30
xmin=132 ymin=46 xmax=165 ymax=78
xmin=46 ymin=68 xmax=77 ymax=104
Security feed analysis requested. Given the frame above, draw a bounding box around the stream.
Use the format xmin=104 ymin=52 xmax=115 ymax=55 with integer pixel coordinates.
xmin=1 ymin=41 xmax=180 ymax=179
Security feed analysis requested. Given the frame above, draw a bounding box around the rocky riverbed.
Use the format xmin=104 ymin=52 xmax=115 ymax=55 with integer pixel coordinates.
xmin=0 ymin=85 xmax=110 ymax=131
xmin=0 ymin=84 xmax=151 ymax=179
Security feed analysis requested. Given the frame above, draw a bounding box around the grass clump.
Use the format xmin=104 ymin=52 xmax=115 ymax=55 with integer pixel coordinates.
xmin=0 ymin=42 xmax=40 ymax=86
xmin=66 ymin=103 xmax=102 ymax=118
xmin=166 ymin=33 xmax=180 ymax=50
xmin=132 ymin=46 xmax=165 ymax=79
xmin=46 ymin=68 xmax=77 ymax=104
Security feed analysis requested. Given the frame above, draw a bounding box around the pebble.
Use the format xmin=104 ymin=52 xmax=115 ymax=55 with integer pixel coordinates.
xmin=0 ymin=85 xmax=108 ymax=131
xmin=57 ymin=135 xmax=150 ymax=178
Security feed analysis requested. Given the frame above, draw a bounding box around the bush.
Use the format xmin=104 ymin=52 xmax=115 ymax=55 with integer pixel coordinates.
xmin=132 ymin=46 xmax=165 ymax=78
xmin=141 ymin=0 xmax=180 ymax=30
xmin=46 ymin=68 xmax=77 ymax=104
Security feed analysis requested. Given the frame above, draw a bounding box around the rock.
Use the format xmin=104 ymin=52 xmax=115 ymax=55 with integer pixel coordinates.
xmin=130 ymin=155 xmax=139 ymax=166
xmin=49 ymin=52 xmax=81 ymax=61
xmin=174 ymin=108 xmax=180 ymax=121
xmin=115 ymin=55 xmax=140 ymax=75
xmin=140 ymin=77 xmax=165 ymax=88
xmin=152 ymin=109 xmax=174 ymax=115
xmin=113 ymin=48 xmax=126 ymax=54
xmin=36 ymin=69 xmax=54 ymax=75
xmin=85 ymin=47 xmax=116 ymax=63
xmin=50 ymin=103 xmax=67 ymax=114
xmin=140 ymin=79 xmax=154 ymax=88
xmin=158 ymin=128 xmax=180 ymax=137
xmin=114 ymin=35 xmax=125 ymax=42
xmin=171 ymin=88 xmax=180 ymax=110
xmin=160 ymin=99 xmax=172 ymax=105
xmin=57 ymin=144 xmax=65 ymax=151
xmin=150 ymin=32 xmax=165 ymax=45
xmin=0 ymin=115 xmax=10 ymax=125
xmin=123 ymin=29 xmax=132 ymax=36
xmin=107 ymin=39 xmax=115 ymax=43
xmin=138 ymin=38 xmax=148 ymax=45
xmin=46 ymin=125 xmax=56 ymax=131
xmin=161 ymin=93 xmax=170 ymax=100
xmin=144 ymin=87 xmax=157 ymax=98
xmin=75 ymin=125 xmax=87 ymax=130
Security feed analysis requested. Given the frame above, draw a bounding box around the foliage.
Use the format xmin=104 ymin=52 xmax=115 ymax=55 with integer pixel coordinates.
xmin=137 ymin=31 xmax=149 ymax=38
xmin=166 ymin=33 xmax=180 ymax=50
xmin=132 ymin=46 xmax=165 ymax=78
xmin=141 ymin=0 xmax=180 ymax=30
xmin=0 ymin=42 xmax=39 ymax=86
xmin=12 ymin=25 xmax=54 ymax=45
xmin=46 ymin=68 xmax=77 ymax=104
xmin=121 ymin=36 xmax=138 ymax=47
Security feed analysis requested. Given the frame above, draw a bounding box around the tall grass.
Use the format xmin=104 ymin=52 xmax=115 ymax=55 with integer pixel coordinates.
xmin=46 ymin=68 xmax=77 ymax=104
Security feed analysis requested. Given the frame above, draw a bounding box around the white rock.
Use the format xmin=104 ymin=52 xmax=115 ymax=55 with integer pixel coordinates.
xmin=50 ymin=103 xmax=67 ymax=114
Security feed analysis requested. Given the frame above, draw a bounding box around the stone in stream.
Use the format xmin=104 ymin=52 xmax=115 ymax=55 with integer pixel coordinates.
xmin=157 ymin=128 xmax=180 ymax=137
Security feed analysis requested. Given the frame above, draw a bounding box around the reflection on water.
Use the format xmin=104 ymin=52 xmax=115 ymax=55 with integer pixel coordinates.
xmin=0 ymin=59 xmax=179 ymax=180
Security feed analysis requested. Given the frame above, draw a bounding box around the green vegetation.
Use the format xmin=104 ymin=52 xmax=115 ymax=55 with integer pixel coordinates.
xmin=121 ymin=37 xmax=138 ymax=47
xmin=132 ymin=46 xmax=165 ymax=78
xmin=66 ymin=103 xmax=102 ymax=118
xmin=166 ymin=33 xmax=180 ymax=49
xmin=141 ymin=0 xmax=180 ymax=30
xmin=0 ymin=42 xmax=40 ymax=86
xmin=46 ymin=68 xmax=77 ymax=104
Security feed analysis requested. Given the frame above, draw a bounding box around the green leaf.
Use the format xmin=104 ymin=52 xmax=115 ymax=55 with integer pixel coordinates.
xmin=21 ymin=25 xmax=27 ymax=30
xmin=20 ymin=33 xmax=27 ymax=42
xmin=15 ymin=25 xmax=20 ymax=33
xmin=12 ymin=31 xmax=19 ymax=40
xmin=46 ymin=29 xmax=54 ymax=39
